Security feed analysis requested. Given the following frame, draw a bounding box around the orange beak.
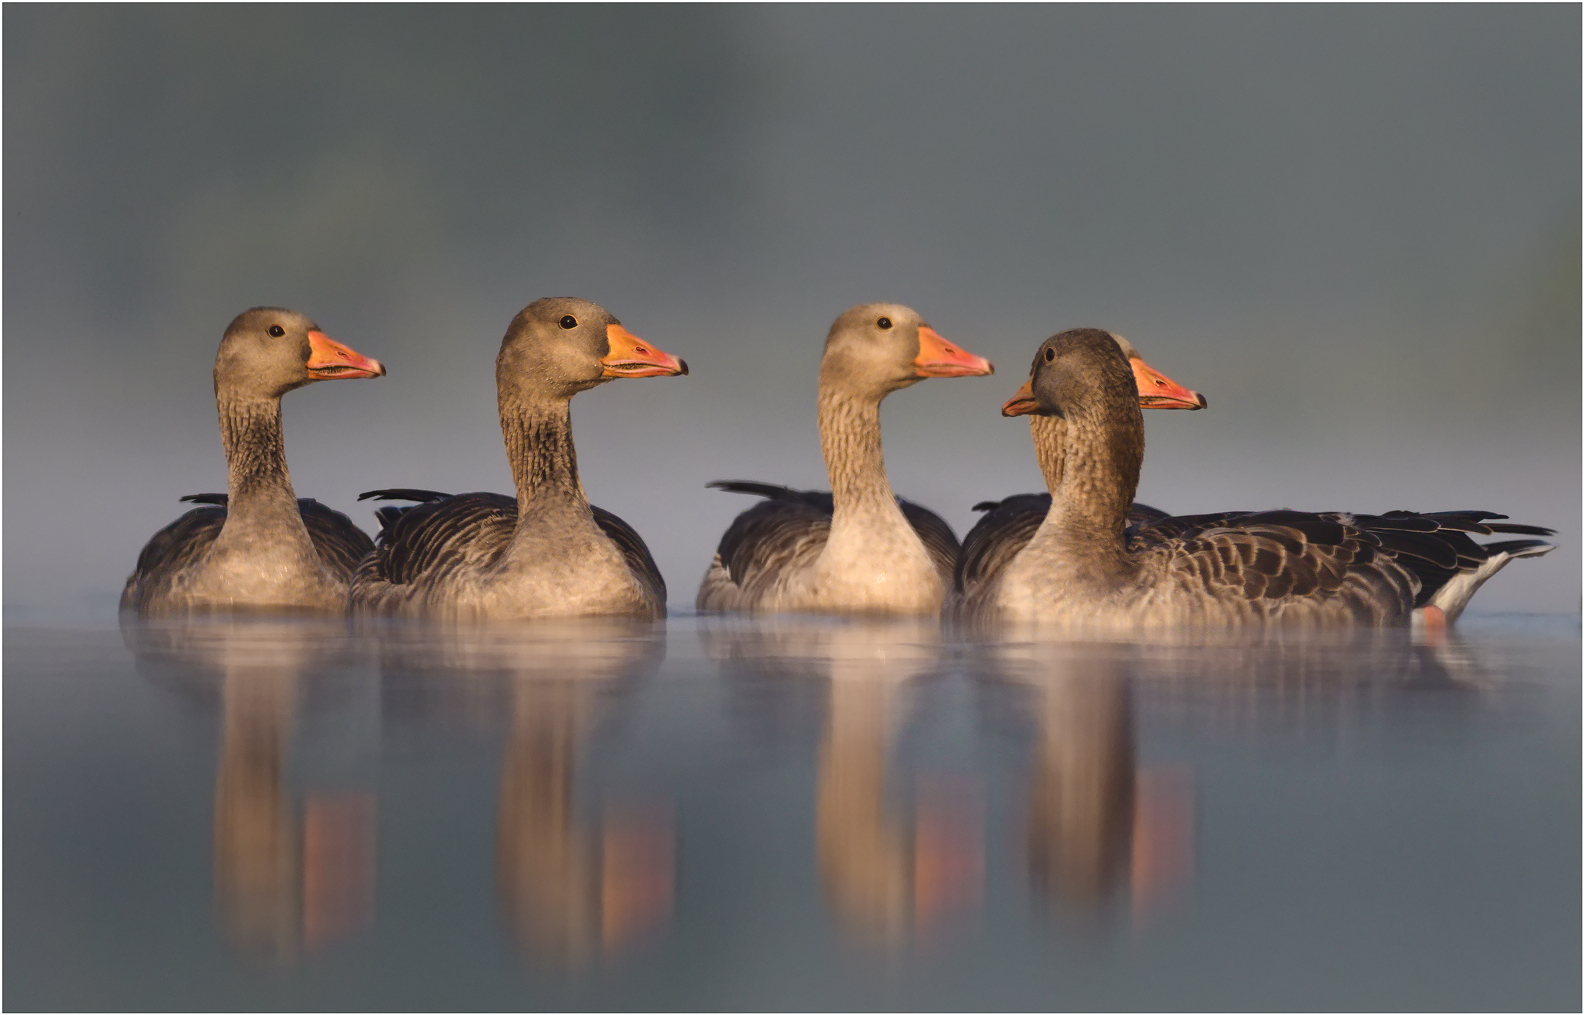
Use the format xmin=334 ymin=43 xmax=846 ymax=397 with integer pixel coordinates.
xmin=1131 ymin=357 xmax=1205 ymax=410
xmin=600 ymin=324 xmax=688 ymax=378
xmin=1001 ymin=377 xmax=1037 ymax=417
xmin=913 ymin=326 xmax=994 ymax=378
xmin=306 ymin=331 xmax=386 ymax=379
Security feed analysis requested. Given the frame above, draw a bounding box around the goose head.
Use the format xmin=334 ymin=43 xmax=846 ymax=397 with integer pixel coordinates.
xmin=213 ymin=308 xmax=385 ymax=401
xmin=819 ymin=303 xmax=993 ymax=401
xmin=1002 ymin=330 xmax=1203 ymax=417
xmin=1001 ymin=329 xmax=1140 ymax=421
xmin=496 ymin=297 xmax=687 ymax=402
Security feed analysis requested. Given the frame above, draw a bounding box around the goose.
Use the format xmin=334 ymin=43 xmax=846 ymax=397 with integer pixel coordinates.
xmin=349 ymin=298 xmax=686 ymax=621
xmin=955 ymin=333 xmax=1205 ymax=613
xmin=696 ymin=303 xmax=993 ymax=616
xmin=121 ymin=308 xmax=386 ymax=616
xmin=963 ymin=329 xmax=1554 ymax=630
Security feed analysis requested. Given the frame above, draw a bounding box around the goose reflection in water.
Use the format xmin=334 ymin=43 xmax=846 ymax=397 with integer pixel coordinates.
xmin=703 ymin=618 xmax=983 ymax=949
xmin=122 ymin=617 xmax=377 ymax=963
xmin=983 ymin=624 xmax=1495 ymax=926
xmin=983 ymin=642 xmax=1194 ymax=925
xmin=372 ymin=618 xmax=673 ymax=967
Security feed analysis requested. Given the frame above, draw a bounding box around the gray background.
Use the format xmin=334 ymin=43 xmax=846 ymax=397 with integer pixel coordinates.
xmin=5 ymin=5 xmax=1578 ymax=617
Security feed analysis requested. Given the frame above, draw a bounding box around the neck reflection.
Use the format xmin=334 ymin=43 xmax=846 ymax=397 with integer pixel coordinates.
xmin=125 ymin=617 xmax=376 ymax=963
xmin=706 ymin=617 xmax=982 ymax=950
xmin=987 ymin=641 xmax=1194 ymax=926
xmin=376 ymin=618 xmax=673 ymax=968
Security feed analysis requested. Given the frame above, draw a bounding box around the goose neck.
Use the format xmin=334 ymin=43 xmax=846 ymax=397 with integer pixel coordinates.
xmin=1053 ymin=402 xmax=1144 ymax=545
xmin=501 ymin=395 xmax=586 ymax=515
xmin=818 ymin=388 xmax=893 ymax=515
xmin=217 ymin=394 xmax=298 ymax=516
xmin=1030 ymin=414 xmax=1067 ymax=495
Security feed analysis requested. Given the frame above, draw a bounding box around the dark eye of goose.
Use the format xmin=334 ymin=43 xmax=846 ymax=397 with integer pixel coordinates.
xmin=876 ymin=317 xmax=892 ymax=329
xmin=1044 ymin=347 xmax=1055 ymax=362
xmin=268 ymin=325 xmax=285 ymax=338
xmin=560 ymin=315 xmax=578 ymax=330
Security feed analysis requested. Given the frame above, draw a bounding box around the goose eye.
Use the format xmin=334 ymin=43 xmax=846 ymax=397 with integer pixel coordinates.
xmin=560 ymin=315 xmax=577 ymax=330
xmin=876 ymin=317 xmax=892 ymax=329
xmin=268 ymin=325 xmax=286 ymax=338
xmin=1044 ymin=347 xmax=1055 ymax=362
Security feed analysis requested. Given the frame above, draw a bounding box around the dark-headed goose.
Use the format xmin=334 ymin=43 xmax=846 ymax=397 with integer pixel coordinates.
xmin=350 ymin=298 xmax=685 ymax=621
xmin=697 ymin=304 xmax=993 ymax=616
xmin=963 ymin=329 xmax=1553 ymax=630
xmin=955 ymin=333 xmax=1205 ymax=613
xmin=121 ymin=308 xmax=386 ymax=616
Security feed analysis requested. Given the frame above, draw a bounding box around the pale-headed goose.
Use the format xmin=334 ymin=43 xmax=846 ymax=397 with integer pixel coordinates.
xmin=350 ymin=298 xmax=685 ymax=621
xmin=697 ymin=303 xmax=994 ymax=616
xmin=963 ymin=329 xmax=1553 ymax=630
xmin=121 ymin=308 xmax=386 ymax=616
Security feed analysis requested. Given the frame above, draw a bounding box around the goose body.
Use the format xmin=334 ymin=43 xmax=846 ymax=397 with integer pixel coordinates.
xmin=699 ymin=481 xmax=962 ymax=607
xmin=696 ymin=303 xmax=993 ymax=616
xmin=352 ymin=490 xmax=666 ymax=619
xmin=121 ymin=309 xmax=385 ymax=616
xmin=964 ymin=329 xmax=1554 ymax=631
xmin=956 ymin=493 xmax=1169 ymax=614
xmin=348 ymin=298 xmax=685 ymax=621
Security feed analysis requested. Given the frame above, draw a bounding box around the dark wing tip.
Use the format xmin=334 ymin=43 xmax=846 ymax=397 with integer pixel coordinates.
xmin=358 ymin=488 xmax=451 ymax=503
xmin=1487 ymin=523 xmax=1556 ymax=537
xmin=706 ymin=480 xmax=801 ymax=499
xmin=179 ymin=493 xmax=228 ymax=506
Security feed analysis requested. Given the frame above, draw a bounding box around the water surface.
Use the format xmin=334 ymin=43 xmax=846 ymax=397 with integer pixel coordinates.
xmin=6 ymin=614 xmax=1579 ymax=1009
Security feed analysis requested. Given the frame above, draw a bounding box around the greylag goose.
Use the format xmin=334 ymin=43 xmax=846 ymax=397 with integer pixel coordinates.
xmin=964 ymin=329 xmax=1554 ymax=630
xmin=121 ymin=309 xmax=386 ymax=616
xmin=696 ymin=303 xmax=993 ymax=616
xmin=955 ymin=333 xmax=1205 ymax=613
xmin=349 ymin=298 xmax=686 ymax=621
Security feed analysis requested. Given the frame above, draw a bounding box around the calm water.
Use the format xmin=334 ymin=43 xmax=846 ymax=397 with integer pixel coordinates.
xmin=5 ymin=613 xmax=1579 ymax=1010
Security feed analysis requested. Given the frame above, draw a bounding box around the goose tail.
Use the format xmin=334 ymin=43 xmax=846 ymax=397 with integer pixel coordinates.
xmin=1426 ymin=540 xmax=1555 ymax=622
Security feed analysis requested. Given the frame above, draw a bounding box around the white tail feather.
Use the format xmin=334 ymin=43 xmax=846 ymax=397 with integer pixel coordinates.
xmin=1429 ymin=544 xmax=1555 ymax=622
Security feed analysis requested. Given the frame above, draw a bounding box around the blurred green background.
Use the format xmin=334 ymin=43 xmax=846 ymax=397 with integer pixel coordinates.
xmin=5 ymin=5 xmax=1578 ymax=615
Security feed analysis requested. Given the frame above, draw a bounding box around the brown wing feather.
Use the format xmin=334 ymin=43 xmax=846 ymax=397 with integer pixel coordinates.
xmin=591 ymin=505 xmax=666 ymax=605
xmin=1136 ymin=508 xmax=1554 ymax=613
xmin=711 ymin=488 xmax=833 ymax=592
xmin=351 ymin=491 xmax=519 ymax=608
xmin=298 ymin=498 xmax=376 ymax=580
xmin=121 ymin=504 xmax=228 ymax=611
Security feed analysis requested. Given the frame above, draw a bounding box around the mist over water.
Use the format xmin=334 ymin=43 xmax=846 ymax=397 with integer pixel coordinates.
xmin=3 ymin=5 xmax=1578 ymax=618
